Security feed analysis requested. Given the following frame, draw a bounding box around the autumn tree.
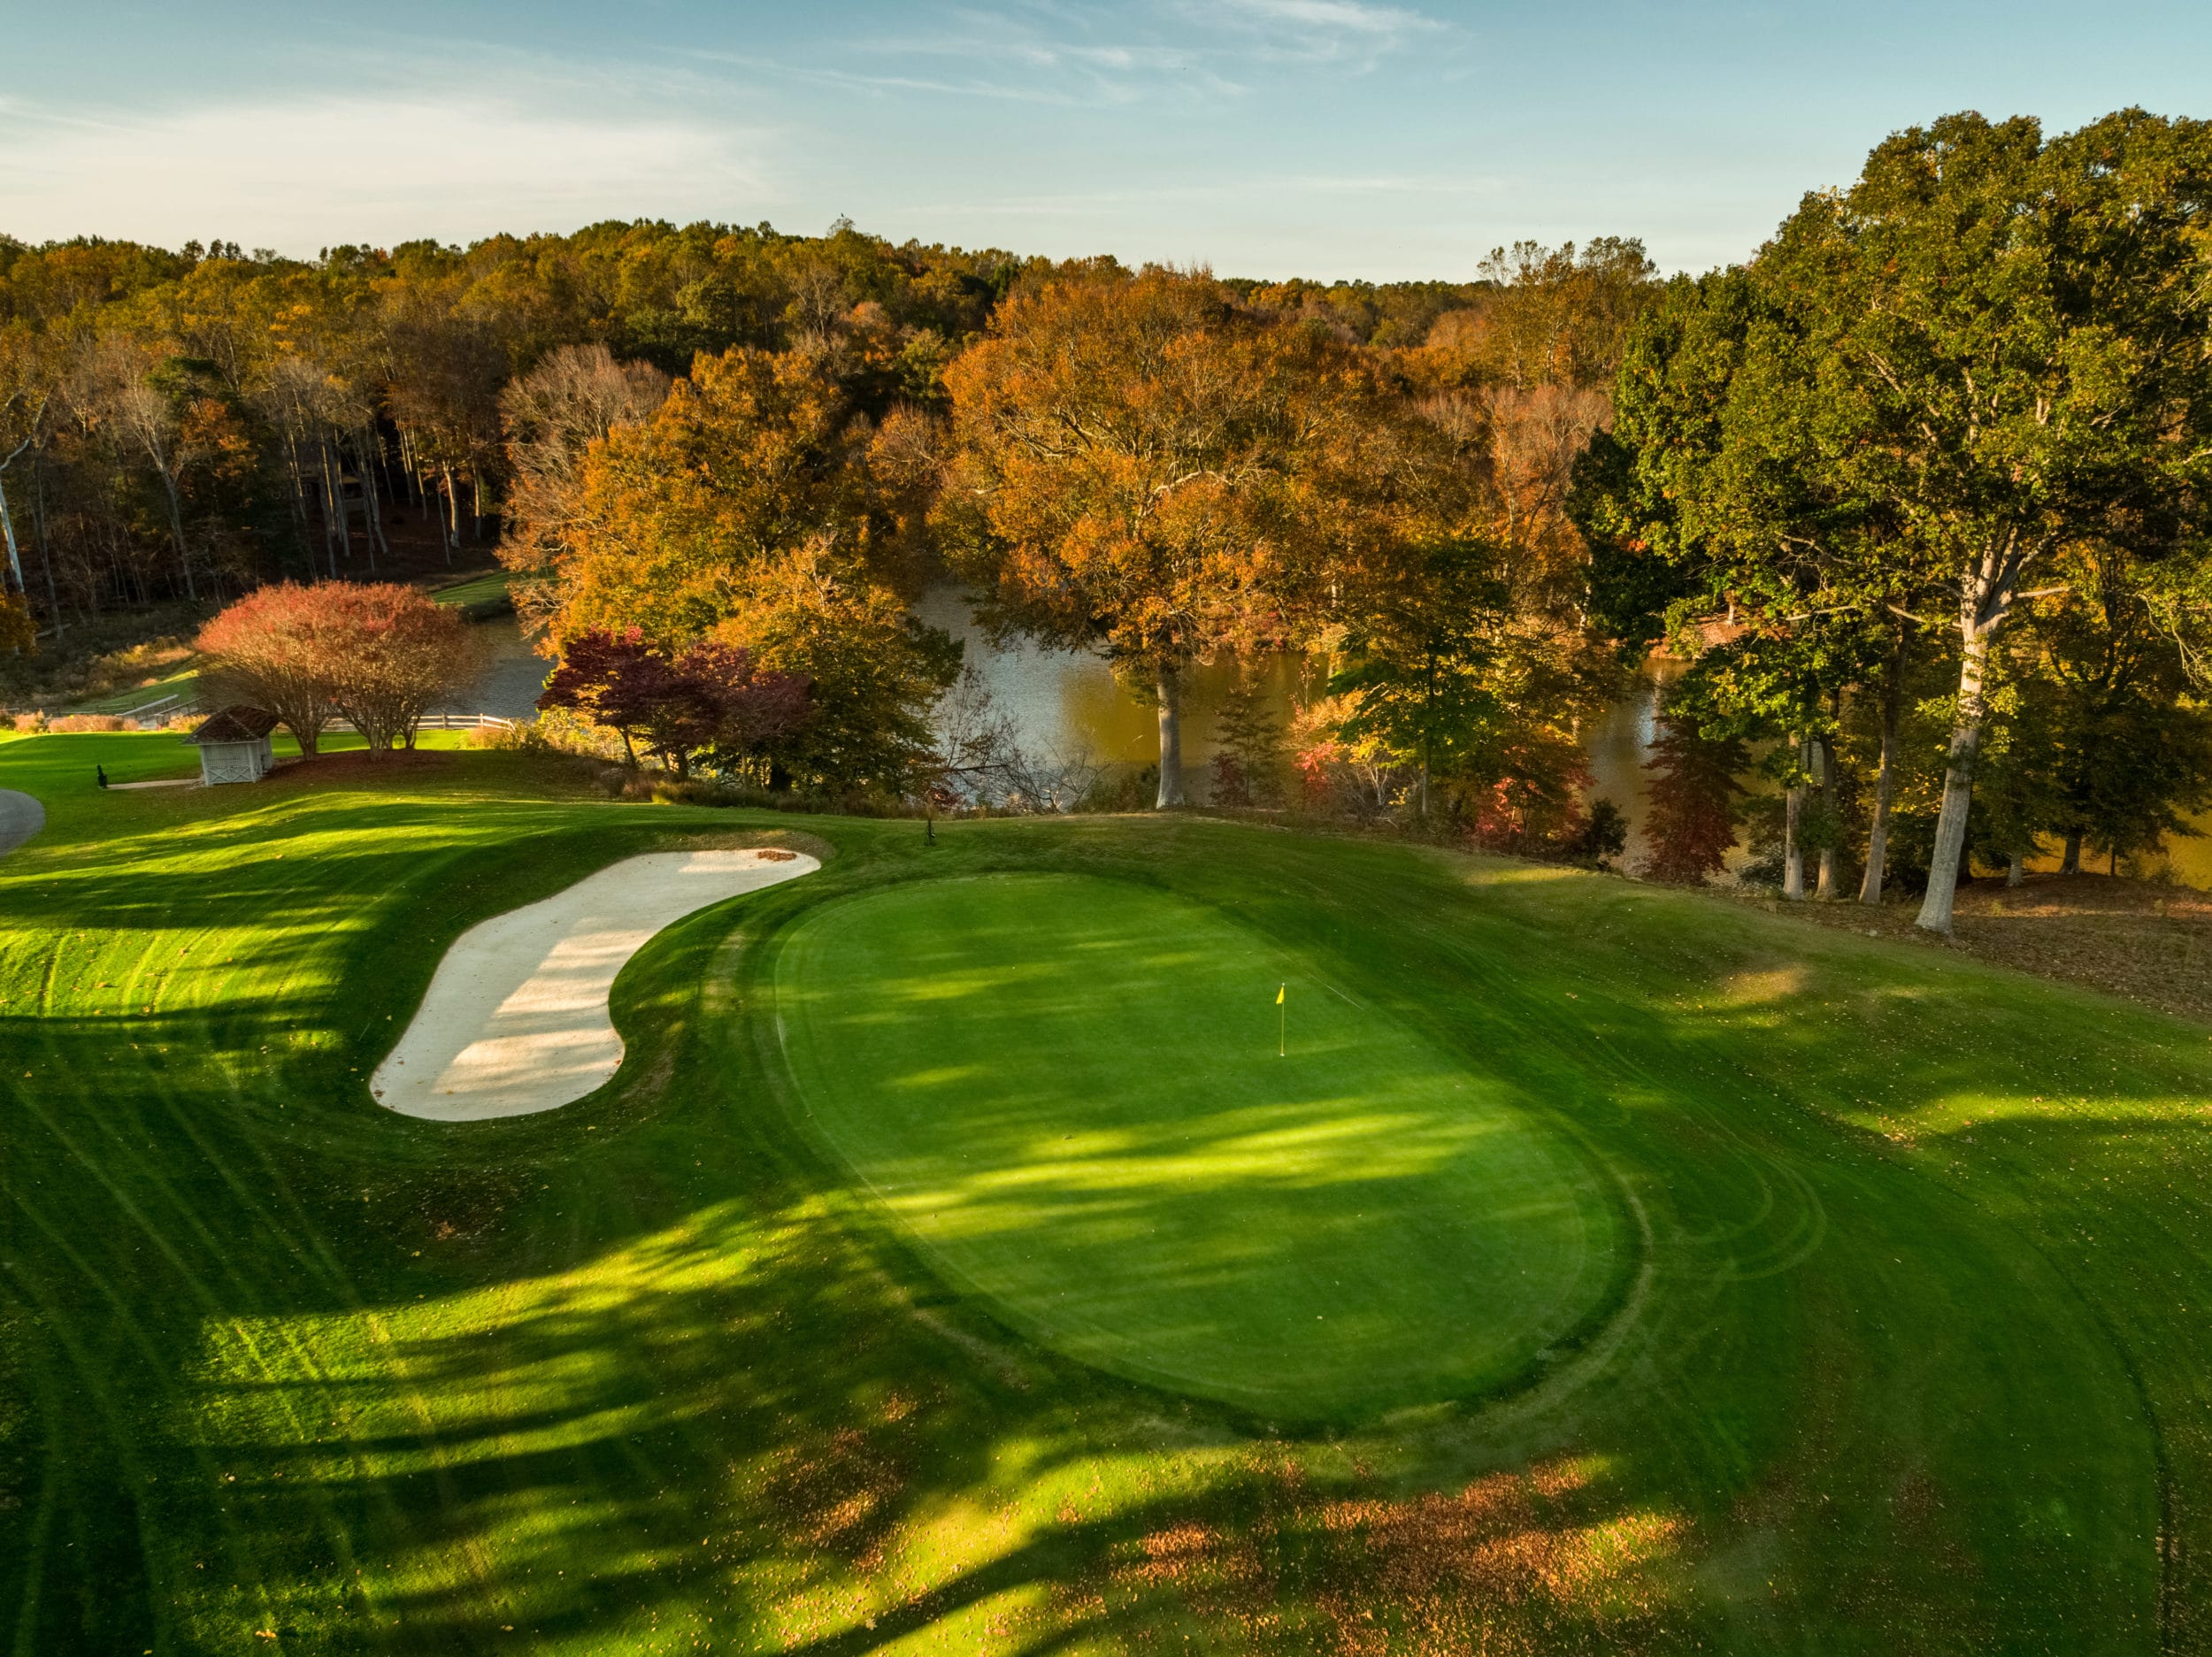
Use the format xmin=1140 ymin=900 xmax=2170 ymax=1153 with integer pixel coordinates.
xmin=66 ymin=334 xmax=203 ymax=599
xmin=497 ymin=343 xmax=669 ymax=633
xmin=1639 ymin=685 xmax=1749 ymax=884
xmin=196 ymin=582 xmax=342 ymax=753
xmin=712 ymin=541 xmax=962 ymax=790
xmin=555 ymin=345 xmax=868 ymax=642
xmin=538 ymin=627 xmax=809 ymax=776
xmin=1583 ymin=258 xmax=1937 ymax=903
xmin=548 ymin=344 xmax=961 ymax=790
xmin=0 ymin=326 xmax=50 ymax=609
xmin=941 ymin=269 xmax=1409 ymax=807
xmin=2008 ymin=556 xmax=2212 ymax=873
xmin=1325 ymin=536 xmax=1509 ymax=817
xmin=1208 ymin=669 xmax=1291 ymax=808
xmin=311 ymin=583 xmax=485 ymax=756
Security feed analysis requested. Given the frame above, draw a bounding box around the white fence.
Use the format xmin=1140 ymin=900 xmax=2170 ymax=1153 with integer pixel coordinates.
xmin=326 ymin=712 xmax=517 ymax=733
xmin=14 ymin=701 xmax=518 ymax=734
xmin=117 ymin=693 xmax=188 ymax=724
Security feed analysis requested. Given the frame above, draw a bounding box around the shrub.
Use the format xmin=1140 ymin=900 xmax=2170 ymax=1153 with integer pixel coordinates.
xmin=537 ymin=628 xmax=808 ymax=777
xmin=1560 ymin=797 xmax=1630 ymax=869
xmin=12 ymin=711 xmax=47 ymax=733
xmin=47 ymin=713 xmax=128 ymax=733
xmin=466 ymin=720 xmax=549 ymax=753
xmin=1075 ymin=763 xmax=1160 ymax=814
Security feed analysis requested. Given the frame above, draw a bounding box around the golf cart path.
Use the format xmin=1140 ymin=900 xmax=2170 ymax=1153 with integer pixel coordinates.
xmin=0 ymin=789 xmax=44 ymax=855
xmin=373 ymin=848 xmax=818 ymax=1121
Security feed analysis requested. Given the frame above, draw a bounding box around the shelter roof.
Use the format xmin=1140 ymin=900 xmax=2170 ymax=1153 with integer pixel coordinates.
xmin=187 ymin=705 xmax=280 ymax=745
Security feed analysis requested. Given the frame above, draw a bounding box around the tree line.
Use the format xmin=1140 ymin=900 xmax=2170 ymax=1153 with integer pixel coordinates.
xmin=10 ymin=107 xmax=2208 ymax=925
xmin=1580 ymin=108 xmax=2212 ymax=929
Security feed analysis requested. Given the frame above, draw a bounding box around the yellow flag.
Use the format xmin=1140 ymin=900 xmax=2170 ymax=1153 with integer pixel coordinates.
xmin=1276 ymin=985 xmax=1286 ymax=1004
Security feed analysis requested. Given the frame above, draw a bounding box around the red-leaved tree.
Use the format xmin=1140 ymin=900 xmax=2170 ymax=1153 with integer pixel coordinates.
xmin=538 ymin=628 xmax=808 ymax=777
xmin=312 ymin=584 xmax=484 ymax=756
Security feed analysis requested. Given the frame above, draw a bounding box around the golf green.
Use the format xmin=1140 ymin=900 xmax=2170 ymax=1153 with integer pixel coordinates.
xmin=770 ymin=871 xmax=1625 ymax=1419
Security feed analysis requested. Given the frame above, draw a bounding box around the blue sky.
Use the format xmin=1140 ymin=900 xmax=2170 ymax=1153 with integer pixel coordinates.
xmin=3 ymin=2 xmax=2207 ymax=280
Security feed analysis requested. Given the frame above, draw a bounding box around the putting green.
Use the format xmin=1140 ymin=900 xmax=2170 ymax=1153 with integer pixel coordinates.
xmin=770 ymin=871 xmax=1625 ymax=1419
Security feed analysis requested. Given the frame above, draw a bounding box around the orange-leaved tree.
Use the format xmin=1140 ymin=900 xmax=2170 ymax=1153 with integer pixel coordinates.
xmin=196 ymin=582 xmax=342 ymax=753
xmin=198 ymin=581 xmax=483 ymax=758
xmin=551 ymin=345 xmax=870 ymax=646
xmin=542 ymin=343 xmax=960 ymax=791
xmin=311 ymin=583 xmax=484 ymax=756
xmin=939 ymin=268 xmax=1412 ymax=807
xmin=496 ymin=343 xmax=670 ymax=635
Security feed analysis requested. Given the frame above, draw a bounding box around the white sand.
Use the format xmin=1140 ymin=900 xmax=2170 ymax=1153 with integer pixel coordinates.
xmin=0 ymin=789 xmax=42 ymax=855
xmin=373 ymin=848 xmax=818 ymax=1121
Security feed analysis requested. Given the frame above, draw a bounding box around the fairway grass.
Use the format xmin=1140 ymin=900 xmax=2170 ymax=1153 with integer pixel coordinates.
xmin=4 ymin=731 xmax=2210 ymax=1652
xmin=772 ymin=872 xmax=1624 ymax=1419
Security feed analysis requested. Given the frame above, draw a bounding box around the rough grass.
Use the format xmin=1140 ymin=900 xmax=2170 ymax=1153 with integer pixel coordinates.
xmin=1781 ymin=869 xmax=2212 ymax=1024
xmin=2 ymin=733 xmax=2209 ymax=1653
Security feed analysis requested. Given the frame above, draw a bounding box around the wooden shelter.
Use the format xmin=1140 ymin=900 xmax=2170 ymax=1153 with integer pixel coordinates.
xmin=187 ymin=706 xmax=280 ymax=786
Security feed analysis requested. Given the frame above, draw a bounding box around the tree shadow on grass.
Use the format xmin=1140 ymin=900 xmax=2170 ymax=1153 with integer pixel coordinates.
xmin=162 ymin=1189 xmax=1703 ymax=1655
xmin=3 ymin=814 xmax=2201 ymax=1652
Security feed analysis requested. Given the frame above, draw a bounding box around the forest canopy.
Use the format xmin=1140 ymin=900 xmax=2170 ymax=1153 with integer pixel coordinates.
xmin=4 ymin=105 xmax=2208 ymax=919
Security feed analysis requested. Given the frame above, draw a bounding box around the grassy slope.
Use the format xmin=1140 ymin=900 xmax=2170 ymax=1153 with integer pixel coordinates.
xmin=2 ymin=733 xmax=2209 ymax=1653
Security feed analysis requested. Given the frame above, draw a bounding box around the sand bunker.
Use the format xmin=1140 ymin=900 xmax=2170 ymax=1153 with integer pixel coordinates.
xmin=373 ymin=848 xmax=818 ymax=1121
xmin=0 ymin=789 xmax=43 ymax=855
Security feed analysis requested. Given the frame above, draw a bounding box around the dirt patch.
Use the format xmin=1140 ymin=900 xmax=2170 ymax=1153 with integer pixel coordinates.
xmin=268 ymin=750 xmax=459 ymax=785
xmin=1759 ymin=873 xmax=2212 ymax=1024
xmin=1718 ymin=965 xmax=1810 ymax=1007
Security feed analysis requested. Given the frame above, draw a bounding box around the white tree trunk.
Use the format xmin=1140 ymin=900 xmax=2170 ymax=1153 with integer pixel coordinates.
xmin=1815 ymin=733 xmax=1838 ymax=900
xmin=2007 ymin=852 xmax=2025 ymax=887
xmin=32 ymin=458 xmax=61 ymax=630
xmin=157 ymin=467 xmax=194 ymax=601
xmin=1916 ymin=628 xmax=1991 ymax=932
xmin=1155 ymin=664 xmax=1186 ymax=809
xmin=1920 ymin=533 xmax=2039 ymax=932
xmin=0 ymin=472 xmax=24 ymax=593
xmin=440 ymin=464 xmax=459 ymax=564
xmin=1782 ymin=731 xmax=1805 ymax=900
xmin=358 ymin=432 xmax=390 ymax=566
xmin=1860 ymin=660 xmax=1901 ymax=905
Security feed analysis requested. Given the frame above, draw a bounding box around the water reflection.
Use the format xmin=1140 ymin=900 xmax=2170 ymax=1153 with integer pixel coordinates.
xmin=489 ymin=590 xmax=2212 ymax=886
xmin=913 ymin=587 xmax=1319 ymax=782
xmin=438 ymin=611 xmax=554 ymax=721
xmin=918 ymin=587 xmax=1670 ymax=835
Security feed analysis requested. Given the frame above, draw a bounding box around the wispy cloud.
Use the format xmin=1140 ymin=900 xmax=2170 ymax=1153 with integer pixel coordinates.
xmin=0 ymin=82 xmax=779 ymax=249
xmin=907 ymin=169 xmax=1502 ymax=220
xmin=1172 ymin=0 xmax=1454 ymax=65
xmin=692 ymin=0 xmax=1455 ymax=113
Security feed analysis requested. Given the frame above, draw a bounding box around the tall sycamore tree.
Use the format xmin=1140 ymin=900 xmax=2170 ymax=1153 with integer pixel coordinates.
xmin=939 ymin=269 xmax=1408 ymax=807
xmin=1763 ymin=111 xmax=2212 ymax=930
xmin=1594 ymin=111 xmax=2212 ymax=924
xmin=1591 ymin=265 xmax=1935 ymax=905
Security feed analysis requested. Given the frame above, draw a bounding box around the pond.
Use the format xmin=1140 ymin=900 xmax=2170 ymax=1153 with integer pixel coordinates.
xmin=913 ymin=587 xmax=1676 ymax=864
xmin=466 ymin=590 xmax=2210 ymax=886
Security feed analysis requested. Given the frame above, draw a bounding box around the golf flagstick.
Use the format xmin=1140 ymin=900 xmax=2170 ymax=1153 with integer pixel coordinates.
xmin=1278 ymin=983 xmax=1286 ymax=1057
